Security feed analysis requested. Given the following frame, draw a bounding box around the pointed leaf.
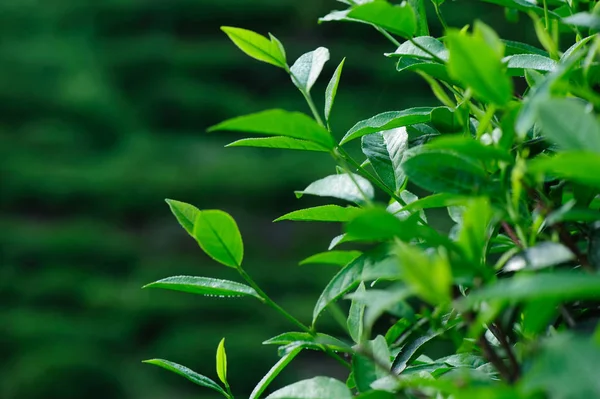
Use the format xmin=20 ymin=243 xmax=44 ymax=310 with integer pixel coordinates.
xmin=226 ymin=137 xmax=329 ymax=152
xmin=264 ymin=332 xmax=352 ymax=353
xmin=362 ymin=127 xmax=409 ymax=192
xmin=347 ymin=282 xmax=366 ymax=344
xmin=347 ymin=286 xmax=413 ymax=334
xmin=347 ymin=2 xmax=417 ymax=38
xmin=458 ymin=272 xmax=600 ymax=309
xmin=265 ymin=376 xmax=353 ymax=399
xmin=402 ymin=150 xmax=492 ymax=194
xmin=391 ymin=330 xmax=441 ymax=374
xmin=528 ymin=152 xmax=600 ymax=190
xmin=563 ymin=12 xmax=600 ymax=30
xmin=216 ymin=338 xmax=227 ymax=385
xmin=193 ymin=210 xmax=243 ymax=268
xmin=345 ymin=207 xmax=418 ymax=242
xmin=446 ymin=28 xmax=513 ymax=106
xmin=341 ymin=107 xmax=435 ymax=145
xmin=221 ymin=27 xmax=287 ymax=68
xmin=480 ymin=0 xmax=559 ymax=18
xmin=143 ymin=359 xmax=227 ymax=397
xmin=313 ymin=246 xmax=401 ymax=324
xmin=300 ymin=250 xmax=362 ymax=266
xmin=503 ymin=54 xmax=557 ymax=76
xmin=291 ymin=47 xmax=330 ymax=93
xmin=353 ymin=335 xmax=392 ymax=393
xmin=165 ymin=199 xmax=199 ymax=237
xmin=208 ymin=109 xmax=334 ymax=149
xmin=275 ymin=205 xmax=361 ymax=223
xmin=385 ymin=36 xmax=448 ymax=61
xmin=325 ymin=58 xmax=345 ymax=123
xmin=295 ymin=174 xmax=375 ymax=204
xmin=426 ymin=135 xmax=513 ymax=163
xmin=536 ymin=98 xmax=600 ymax=153
xmin=503 ymin=242 xmax=575 ymax=272
xmin=397 ymin=193 xmax=468 ymax=213
xmin=250 ymin=347 xmax=304 ymax=399
xmin=409 ymin=0 xmax=429 ymax=36
xmin=143 ymin=276 xmax=261 ymax=299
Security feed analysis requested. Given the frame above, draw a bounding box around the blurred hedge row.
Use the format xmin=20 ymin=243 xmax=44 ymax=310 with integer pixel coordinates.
xmin=0 ymin=1 xmax=524 ymax=398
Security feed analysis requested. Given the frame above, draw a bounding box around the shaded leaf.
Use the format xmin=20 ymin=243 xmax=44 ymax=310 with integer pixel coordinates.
xmin=346 ymin=286 xmax=413 ymax=334
xmin=208 ymin=109 xmax=334 ymax=149
xmin=143 ymin=276 xmax=261 ymax=299
xmin=536 ymin=98 xmax=600 ymax=153
xmin=458 ymin=272 xmax=600 ymax=309
xmin=221 ymin=27 xmax=287 ymax=68
xmin=265 ymin=376 xmax=353 ymax=399
xmin=300 ymin=250 xmax=362 ymax=267
xmin=503 ymin=242 xmax=575 ymax=272
xmin=353 ymin=335 xmax=392 ymax=392
xmin=426 ymin=135 xmax=513 ymax=163
xmin=528 ymin=152 xmax=600 ymax=190
xmin=291 ymin=47 xmax=330 ymax=93
xmin=340 ymin=107 xmax=436 ymax=145
xmin=194 ymin=210 xmax=244 ymax=268
xmin=347 ymin=282 xmax=367 ymax=344
xmin=313 ymin=246 xmax=401 ymax=324
xmin=295 ymin=174 xmax=375 ymax=204
xmin=143 ymin=359 xmax=227 ymax=397
xmin=480 ymin=0 xmax=559 ymax=18
xmin=391 ymin=330 xmax=442 ymax=374
xmin=325 ymin=58 xmax=346 ymax=123
xmin=345 ymin=207 xmax=418 ymax=242
xmin=250 ymin=347 xmax=304 ymax=399
xmin=563 ymin=12 xmax=600 ymax=30
xmin=275 ymin=205 xmax=361 ymax=223
xmin=226 ymin=137 xmax=329 ymax=152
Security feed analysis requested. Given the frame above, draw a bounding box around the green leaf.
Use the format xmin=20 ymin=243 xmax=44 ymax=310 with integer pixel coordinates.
xmin=458 ymin=272 xmax=600 ymax=309
xmin=528 ymin=152 xmax=600 ymax=190
xmin=395 ymin=58 xmax=451 ymax=82
xmin=409 ymin=0 xmax=429 ymax=36
xmin=356 ymin=392 xmax=397 ymax=399
xmin=347 ymin=282 xmax=366 ymax=344
xmin=346 ymin=1 xmax=417 ymax=38
xmin=265 ymin=376 xmax=353 ymax=399
xmin=345 ymin=207 xmax=418 ymax=242
xmin=295 ymin=174 xmax=375 ymax=204
xmin=385 ymin=36 xmax=448 ymax=61
xmin=446 ymin=28 xmax=513 ymax=106
xmin=361 ymin=127 xmax=408 ymax=192
xmin=226 ymin=137 xmax=329 ymax=152
xmin=353 ymin=335 xmax=392 ymax=393
xmin=480 ymin=0 xmax=559 ymax=18
xmin=503 ymin=242 xmax=575 ymax=272
xmin=563 ymin=12 xmax=600 ymax=30
xmin=426 ymin=135 xmax=513 ymax=163
xmin=536 ymin=98 xmax=600 ymax=153
xmin=521 ymin=334 xmax=600 ymax=398
xmin=396 ymin=193 xmax=468 ymax=213
xmin=221 ymin=27 xmax=287 ymax=68
xmin=165 ymin=199 xmax=199 ymax=237
xmin=313 ymin=246 xmax=401 ymax=324
xmin=502 ymin=39 xmax=549 ymax=56
xmin=457 ymin=197 xmax=496 ymax=271
xmin=208 ymin=109 xmax=334 ymax=149
xmin=216 ymin=338 xmax=227 ymax=385
xmin=391 ymin=330 xmax=441 ymax=374
xmin=503 ymin=54 xmax=557 ymax=76
xmin=143 ymin=359 xmax=228 ymax=397
xmin=274 ymin=205 xmax=361 ymax=223
xmin=290 ymin=47 xmax=330 ymax=93
xmin=324 ymin=58 xmax=346 ymax=124
xmin=143 ymin=276 xmax=261 ymax=299
xmin=299 ymin=250 xmax=362 ymax=267
xmin=395 ymin=242 xmax=452 ymax=305
xmin=264 ymin=332 xmax=352 ymax=353
xmin=194 ymin=210 xmax=244 ymax=268
xmin=249 ymin=347 xmax=304 ymax=399
xmin=340 ymin=107 xmax=436 ymax=145
xmin=402 ymin=150 xmax=492 ymax=194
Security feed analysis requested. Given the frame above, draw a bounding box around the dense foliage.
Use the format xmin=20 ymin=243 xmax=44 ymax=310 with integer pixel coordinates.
xmin=145 ymin=0 xmax=600 ymax=398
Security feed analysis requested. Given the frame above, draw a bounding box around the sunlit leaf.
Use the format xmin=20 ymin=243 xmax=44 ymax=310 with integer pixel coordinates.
xmin=193 ymin=210 xmax=244 ymax=268
xmin=325 ymin=58 xmax=346 ymax=123
xmin=347 ymin=1 xmax=417 ymax=38
xmin=226 ymin=137 xmax=329 ymax=152
xmin=362 ymin=127 xmax=409 ymax=192
xmin=291 ymin=47 xmax=330 ymax=93
xmin=503 ymin=242 xmax=575 ymax=272
xmin=165 ymin=199 xmax=199 ymax=237
xmin=143 ymin=359 xmax=227 ymax=396
xmin=275 ymin=205 xmax=361 ymax=222
xmin=216 ymin=338 xmax=228 ymax=385
xmin=503 ymin=54 xmax=557 ymax=76
xmin=265 ymin=376 xmax=353 ymax=399
xmin=345 ymin=207 xmax=418 ymax=242
xmin=264 ymin=332 xmax=352 ymax=353
xmin=300 ymin=250 xmax=362 ymax=267
xmin=143 ymin=276 xmax=261 ymax=299
xmin=250 ymin=347 xmax=304 ymax=399
xmin=221 ymin=27 xmax=287 ymax=68
xmin=347 ymin=282 xmax=366 ymax=344
xmin=295 ymin=174 xmax=375 ymax=204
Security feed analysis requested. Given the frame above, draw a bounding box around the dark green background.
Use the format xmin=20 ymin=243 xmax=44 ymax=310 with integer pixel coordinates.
xmin=0 ymin=1 xmax=532 ymax=398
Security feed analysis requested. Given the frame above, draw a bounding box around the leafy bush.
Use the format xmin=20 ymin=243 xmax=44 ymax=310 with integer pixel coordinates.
xmin=143 ymin=1 xmax=600 ymax=398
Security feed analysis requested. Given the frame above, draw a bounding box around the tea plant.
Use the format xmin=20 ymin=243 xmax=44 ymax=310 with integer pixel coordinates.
xmin=143 ymin=0 xmax=600 ymax=398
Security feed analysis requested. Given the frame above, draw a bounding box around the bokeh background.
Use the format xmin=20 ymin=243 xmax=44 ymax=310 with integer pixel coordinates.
xmin=1 ymin=1 xmax=535 ymax=398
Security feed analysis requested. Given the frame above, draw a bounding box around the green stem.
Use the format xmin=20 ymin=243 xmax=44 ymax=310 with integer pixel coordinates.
xmin=224 ymin=382 xmax=234 ymax=399
xmin=375 ymin=26 xmax=401 ymax=47
xmin=543 ymin=0 xmax=550 ymax=30
xmin=238 ymin=268 xmax=311 ymax=333
xmin=301 ymin=90 xmax=325 ymax=127
xmin=433 ymin=1 xmax=449 ymax=31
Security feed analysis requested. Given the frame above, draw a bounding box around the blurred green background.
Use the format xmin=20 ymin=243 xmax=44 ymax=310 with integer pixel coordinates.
xmin=0 ymin=1 xmax=534 ymax=398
